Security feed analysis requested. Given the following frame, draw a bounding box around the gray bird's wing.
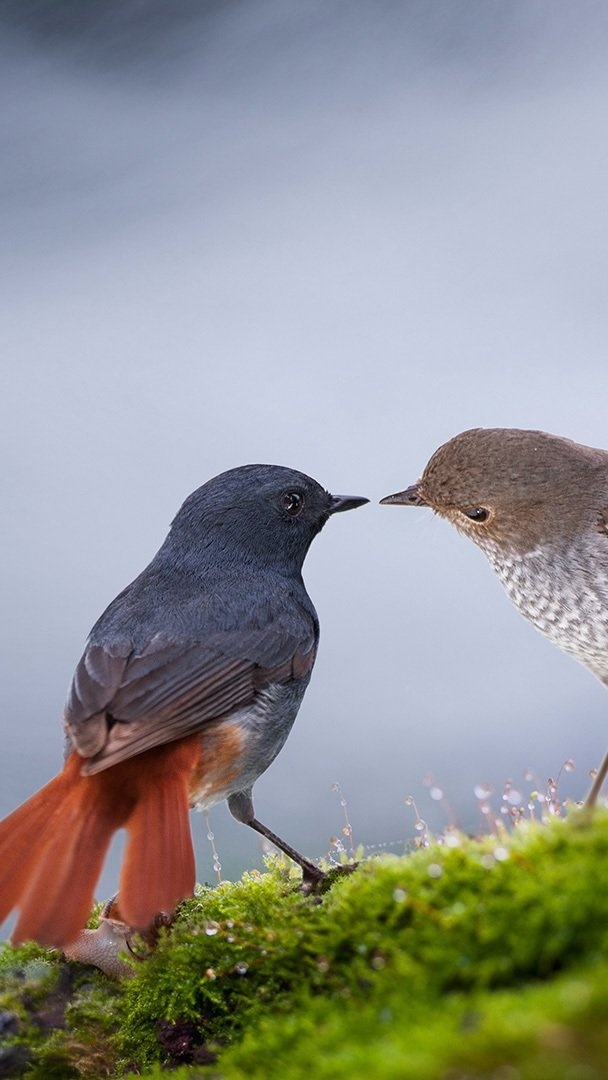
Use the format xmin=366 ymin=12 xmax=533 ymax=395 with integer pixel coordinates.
xmin=65 ymin=626 xmax=316 ymax=774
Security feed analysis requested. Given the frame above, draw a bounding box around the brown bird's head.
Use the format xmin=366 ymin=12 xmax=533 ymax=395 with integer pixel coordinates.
xmin=381 ymin=427 xmax=608 ymax=556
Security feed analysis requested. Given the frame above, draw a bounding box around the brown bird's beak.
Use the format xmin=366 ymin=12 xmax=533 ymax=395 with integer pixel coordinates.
xmin=328 ymin=494 xmax=370 ymax=514
xmin=379 ymin=484 xmax=427 ymax=507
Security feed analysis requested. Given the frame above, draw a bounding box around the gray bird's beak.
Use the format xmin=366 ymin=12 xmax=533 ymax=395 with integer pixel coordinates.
xmin=329 ymin=494 xmax=370 ymax=514
xmin=380 ymin=484 xmax=427 ymax=507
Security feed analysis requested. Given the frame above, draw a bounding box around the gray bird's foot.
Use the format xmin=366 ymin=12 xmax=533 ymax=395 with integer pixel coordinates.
xmin=63 ymin=896 xmax=173 ymax=978
xmin=245 ymin=816 xmax=360 ymax=894
xmin=301 ymin=860 xmax=359 ymax=895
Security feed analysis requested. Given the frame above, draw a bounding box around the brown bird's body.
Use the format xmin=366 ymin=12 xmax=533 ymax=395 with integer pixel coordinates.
xmin=381 ymin=427 xmax=608 ymax=804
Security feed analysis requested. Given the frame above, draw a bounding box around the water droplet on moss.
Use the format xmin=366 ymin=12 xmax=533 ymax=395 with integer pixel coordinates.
xmin=444 ymin=831 xmax=462 ymax=848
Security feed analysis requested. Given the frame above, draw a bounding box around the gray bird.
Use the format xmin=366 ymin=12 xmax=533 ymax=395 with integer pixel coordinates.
xmin=381 ymin=427 xmax=608 ymax=807
xmin=0 ymin=464 xmax=368 ymax=952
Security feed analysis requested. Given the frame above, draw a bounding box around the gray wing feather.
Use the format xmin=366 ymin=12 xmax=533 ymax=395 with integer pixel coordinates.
xmin=65 ymin=625 xmax=316 ymax=774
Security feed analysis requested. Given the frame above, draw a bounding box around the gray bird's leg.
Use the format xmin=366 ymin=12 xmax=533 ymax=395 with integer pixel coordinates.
xmin=228 ymin=791 xmax=326 ymax=887
xmin=584 ymin=746 xmax=608 ymax=808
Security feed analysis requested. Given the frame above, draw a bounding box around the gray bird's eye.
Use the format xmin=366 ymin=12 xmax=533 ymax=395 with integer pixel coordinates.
xmin=464 ymin=507 xmax=490 ymax=523
xmin=281 ymin=491 xmax=305 ymax=516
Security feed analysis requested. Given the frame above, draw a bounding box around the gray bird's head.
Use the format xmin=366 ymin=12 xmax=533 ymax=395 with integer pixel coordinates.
xmin=166 ymin=464 xmax=368 ymax=572
xmin=381 ymin=428 xmax=607 ymax=556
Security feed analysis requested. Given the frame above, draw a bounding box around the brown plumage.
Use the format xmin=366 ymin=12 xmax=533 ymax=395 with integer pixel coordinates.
xmin=381 ymin=427 xmax=608 ymax=805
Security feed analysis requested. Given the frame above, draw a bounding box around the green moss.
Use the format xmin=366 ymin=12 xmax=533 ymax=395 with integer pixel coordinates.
xmin=118 ymin=815 xmax=608 ymax=1075
xmin=219 ymin=962 xmax=608 ymax=1079
xmin=0 ymin=941 xmax=124 ymax=1077
xmin=3 ymin=813 xmax=608 ymax=1078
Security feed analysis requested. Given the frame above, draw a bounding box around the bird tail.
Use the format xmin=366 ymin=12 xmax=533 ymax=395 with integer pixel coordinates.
xmin=117 ymin=737 xmax=198 ymax=931
xmin=0 ymin=738 xmax=199 ymax=949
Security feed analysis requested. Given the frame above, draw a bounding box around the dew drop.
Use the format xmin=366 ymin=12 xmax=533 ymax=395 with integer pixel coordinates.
xmin=474 ymin=784 xmax=493 ymax=800
xmin=205 ymin=923 xmax=220 ymax=937
xmin=393 ymin=888 xmax=408 ymax=903
xmin=234 ymin=962 xmax=249 ymax=975
xmin=444 ymin=831 xmax=462 ymax=848
xmin=430 ymin=787 xmax=443 ymax=801
xmin=564 ymin=759 xmax=575 ymax=772
xmin=415 ymin=819 xmax=427 ymax=832
xmin=494 ymin=846 xmax=509 ymax=862
xmin=427 ymin=863 xmax=443 ymax=878
xmin=504 ymin=788 xmax=522 ymax=807
xmin=404 ymin=795 xmax=414 ymax=806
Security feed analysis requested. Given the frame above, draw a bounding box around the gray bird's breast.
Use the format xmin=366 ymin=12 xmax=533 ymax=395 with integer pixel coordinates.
xmin=188 ymin=678 xmax=310 ymax=812
xmin=485 ymin=542 xmax=608 ymax=683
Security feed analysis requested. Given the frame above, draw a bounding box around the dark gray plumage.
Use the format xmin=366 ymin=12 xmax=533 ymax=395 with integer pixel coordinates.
xmin=0 ymin=463 xmax=367 ymax=955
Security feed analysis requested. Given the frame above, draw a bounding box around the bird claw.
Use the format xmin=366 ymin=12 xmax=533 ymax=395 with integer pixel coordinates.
xmin=300 ymin=861 xmax=358 ymax=895
xmin=62 ymin=897 xmax=173 ymax=978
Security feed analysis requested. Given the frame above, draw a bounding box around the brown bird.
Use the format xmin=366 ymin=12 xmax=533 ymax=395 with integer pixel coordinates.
xmin=381 ymin=427 xmax=608 ymax=806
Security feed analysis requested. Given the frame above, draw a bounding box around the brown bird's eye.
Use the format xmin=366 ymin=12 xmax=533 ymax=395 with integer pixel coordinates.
xmin=281 ymin=491 xmax=305 ymax=516
xmin=464 ymin=507 xmax=490 ymax=523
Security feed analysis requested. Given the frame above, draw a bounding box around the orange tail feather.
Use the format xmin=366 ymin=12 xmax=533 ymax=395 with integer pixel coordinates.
xmin=0 ymin=737 xmax=201 ymax=948
xmin=119 ymin=739 xmax=198 ymax=930
xmin=0 ymin=761 xmax=81 ymax=928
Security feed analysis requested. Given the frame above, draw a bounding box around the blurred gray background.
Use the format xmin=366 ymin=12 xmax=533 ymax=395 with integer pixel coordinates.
xmin=3 ymin=1 xmax=608 ymax=915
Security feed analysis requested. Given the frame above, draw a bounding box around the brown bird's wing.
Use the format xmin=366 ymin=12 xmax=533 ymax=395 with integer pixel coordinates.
xmin=65 ymin=627 xmax=316 ymax=775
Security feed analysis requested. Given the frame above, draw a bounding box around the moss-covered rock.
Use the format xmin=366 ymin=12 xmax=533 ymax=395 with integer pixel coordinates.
xmin=2 ymin=813 xmax=608 ymax=1077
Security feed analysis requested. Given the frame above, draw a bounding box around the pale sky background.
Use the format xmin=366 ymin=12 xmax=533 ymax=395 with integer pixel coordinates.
xmin=3 ymin=1 xmax=608 ymax=913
